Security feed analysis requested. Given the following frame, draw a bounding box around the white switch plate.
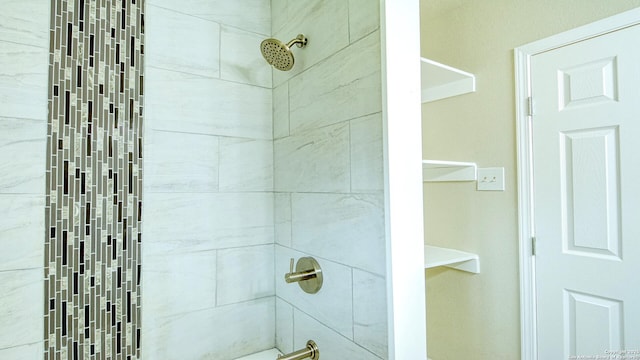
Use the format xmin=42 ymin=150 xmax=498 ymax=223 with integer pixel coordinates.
xmin=477 ymin=167 xmax=505 ymax=191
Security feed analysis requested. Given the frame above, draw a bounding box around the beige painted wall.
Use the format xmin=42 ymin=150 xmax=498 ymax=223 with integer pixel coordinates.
xmin=420 ymin=1 xmax=640 ymax=359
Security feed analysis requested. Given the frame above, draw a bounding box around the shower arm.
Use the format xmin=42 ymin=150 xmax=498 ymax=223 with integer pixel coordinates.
xmin=286 ymin=34 xmax=308 ymax=48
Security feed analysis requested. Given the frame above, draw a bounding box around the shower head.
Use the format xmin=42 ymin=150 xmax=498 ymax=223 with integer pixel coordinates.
xmin=260 ymin=34 xmax=308 ymax=71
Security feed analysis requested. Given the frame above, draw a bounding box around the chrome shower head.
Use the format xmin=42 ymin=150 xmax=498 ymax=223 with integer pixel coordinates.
xmin=260 ymin=34 xmax=308 ymax=71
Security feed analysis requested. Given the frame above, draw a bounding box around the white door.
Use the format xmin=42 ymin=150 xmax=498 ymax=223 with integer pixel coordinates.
xmin=531 ymin=24 xmax=640 ymax=359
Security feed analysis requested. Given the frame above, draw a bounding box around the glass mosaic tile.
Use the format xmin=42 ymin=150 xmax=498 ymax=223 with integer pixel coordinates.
xmin=45 ymin=1 xmax=144 ymax=358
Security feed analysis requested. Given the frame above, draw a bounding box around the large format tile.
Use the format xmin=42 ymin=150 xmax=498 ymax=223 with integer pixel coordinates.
xmin=288 ymin=30 xmax=381 ymax=135
xmin=145 ymin=5 xmax=220 ymax=78
xmin=294 ymin=310 xmax=382 ymax=360
xmin=142 ymin=245 xmax=216 ymax=316
xmin=144 ymin=192 xmax=274 ymax=248
xmin=143 ymin=298 xmax=275 ymax=360
xmin=275 ymin=297 xmax=294 ymax=354
xmin=272 ymin=0 xmax=350 ymax=87
xmin=0 ymin=0 xmax=49 ymax=47
xmin=274 ymin=122 xmax=350 ymax=193
xmin=353 ymin=269 xmax=388 ymax=358
xmin=0 ymin=117 xmax=45 ymax=193
xmin=275 ymin=246 xmax=353 ymax=339
xmin=147 ymin=0 xmax=271 ymax=36
xmin=219 ymin=137 xmax=273 ymax=192
xmin=145 ymin=67 xmax=272 ymax=140
xmin=145 ymin=130 xmax=219 ymax=193
xmin=272 ymin=83 xmax=289 ymax=139
xmin=0 ymin=195 xmax=44 ymax=271
xmin=348 ymin=0 xmax=380 ymax=43
xmin=350 ymin=113 xmax=384 ymax=192
xmin=0 ymin=342 xmax=42 ymax=360
xmin=221 ymin=26 xmax=272 ymax=88
xmin=274 ymin=193 xmax=292 ymax=247
xmin=0 ymin=269 xmax=42 ymax=349
xmin=291 ymin=193 xmax=386 ymax=275
xmin=0 ymin=41 xmax=48 ymax=120
xmin=216 ymin=245 xmax=274 ymax=306
xmin=270 ymin=0 xmax=288 ymax=37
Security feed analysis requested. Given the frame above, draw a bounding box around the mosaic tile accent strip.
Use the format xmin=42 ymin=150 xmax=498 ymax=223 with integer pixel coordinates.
xmin=45 ymin=1 xmax=144 ymax=358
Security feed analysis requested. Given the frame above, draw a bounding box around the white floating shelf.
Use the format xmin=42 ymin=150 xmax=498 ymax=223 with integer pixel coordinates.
xmin=424 ymin=245 xmax=480 ymax=274
xmin=421 ymin=57 xmax=476 ymax=103
xmin=422 ymin=160 xmax=477 ymax=182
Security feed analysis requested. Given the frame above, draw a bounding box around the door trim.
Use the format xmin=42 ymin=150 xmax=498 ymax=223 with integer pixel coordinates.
xmin=514 ymin=7 xmax=640 ymax=360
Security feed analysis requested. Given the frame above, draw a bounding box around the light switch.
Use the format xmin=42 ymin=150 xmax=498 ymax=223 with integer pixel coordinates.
xmin=477 ymin=167 xmax=505 ymax=191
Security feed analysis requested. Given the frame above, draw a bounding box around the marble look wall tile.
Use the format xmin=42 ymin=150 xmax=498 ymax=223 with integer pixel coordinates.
xmin=272 ymin=0 xmax=350 ymax=87
xmin=145 ymin=67 xmax=272 ymax=140
xmin=0 ymin=342 xmax=42 ymax=359
xmin=141 ymin=234 xmax=218 ymax=257
xmin=0 ymin=195 xmax=43 ymax=271
xmin=207 ymin=298 xmax=276 ymax=359
xmin=294 ymin=309 xmax=382 ymax=360
xmin=0 ymin=117 xmax=45 ymax=193
xmin=148 ymin=0 xmax=271 ymax=36
xmin=0 ymin=269 xmax=42 ymax=349
xmin=275 ymin=193 xmax=292 ymax=247
xmin=0 ymin=41 xmax=47 ymax=121
xmin=142 ymin=245 xmax=216 ymax=316
xmin=348 ymin=0 xmax=380 ymax=43
xmin=288 ymin=30 xmax=381 ymax=135
xmin=219 ymin=137 xmax=273 ymax=192
xmin=0 ymin=0 xmax=49 ymax=47
xmin=146 ymin=5 xmax=220 ymax=78
xmin=275 ymin=246 xmax=353 ymax=339
xmin=144 ymin=192 xmax=274 ymax=248
xmin=275 ymin=297 xmax=294 ymax=354
xmin=353 ymin=270 xmax=388 ymax=358
xmin=145 ymin=130 xmax=219 ymax=193
xmin=274 ymin=122 xmax=350 ymax=193
xmin=350 ymin=113 xmax=384 ymax=192
xmin=291 ymin=193 xmax=386 ymax=275
xmin=216 ymin=245 xmax=274 ymax=306
xmin=273 ymin=83 xmax=289 ymax=139
xmin=221 ymin=26 xmax=272 ymax=88
xmin=270 ymin=0 xmax=288 ymax=37
xmin=143 ymin=298 xmax=275 ymax=360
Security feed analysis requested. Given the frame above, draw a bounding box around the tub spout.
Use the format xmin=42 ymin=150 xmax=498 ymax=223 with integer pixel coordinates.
xmin=277 ymin=340 xmax=319 ymax=360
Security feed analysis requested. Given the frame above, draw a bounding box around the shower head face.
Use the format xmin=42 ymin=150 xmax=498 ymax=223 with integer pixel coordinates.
xmin=261 ymin=38 xmax=295 ymax=71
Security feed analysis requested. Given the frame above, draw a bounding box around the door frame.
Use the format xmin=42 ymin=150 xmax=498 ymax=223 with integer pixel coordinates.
xmin=514 ymin=8 xmax=640 ymax=360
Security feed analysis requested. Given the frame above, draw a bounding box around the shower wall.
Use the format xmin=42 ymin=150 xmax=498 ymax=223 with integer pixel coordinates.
xmin=142 ymin=1 xmax=274 ymax=359
xmin=0 ymin=0 xmax=49 ymax=358
xmin=1 ymin=1 xmax=391 ymax=359
xmin=271 ymin=1 xmax=388 ymax=358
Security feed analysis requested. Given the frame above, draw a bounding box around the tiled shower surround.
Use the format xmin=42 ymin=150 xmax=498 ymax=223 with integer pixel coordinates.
xmin=142 ymin=0 xmax=387 ymax=358
xmin=44 ymin=0 xmax=144 ymax=358
xmin=0 ymin=0 xmax=388 ymax=359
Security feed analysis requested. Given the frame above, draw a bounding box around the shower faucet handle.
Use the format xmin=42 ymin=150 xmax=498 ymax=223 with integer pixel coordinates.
xmin=284 ymin=257 xmax=323 ymax=294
